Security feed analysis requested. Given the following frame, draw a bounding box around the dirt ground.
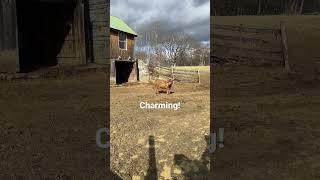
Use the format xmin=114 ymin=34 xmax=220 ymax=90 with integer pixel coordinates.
xmin=0 ymin=72 xmax=109 ymax=179
xmin=110 ymin=82 xmax=210 ymax=179
xmin=212 ymin=65 xmax=320 ymax=179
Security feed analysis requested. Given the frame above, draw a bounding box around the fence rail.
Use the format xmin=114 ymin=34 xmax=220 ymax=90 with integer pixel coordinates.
xmin=211 ymin=22 xmax=290 ymax=71
xmin=149 ymin=66 xmax=201 ymax=83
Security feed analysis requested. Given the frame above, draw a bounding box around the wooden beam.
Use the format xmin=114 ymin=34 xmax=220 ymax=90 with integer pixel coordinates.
xmin=212 ymin=24 xmax=279 ymax=34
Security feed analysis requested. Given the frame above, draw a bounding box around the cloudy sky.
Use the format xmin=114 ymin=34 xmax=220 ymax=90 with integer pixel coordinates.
xmin=111 ymin=0 xmax=210 ymax=44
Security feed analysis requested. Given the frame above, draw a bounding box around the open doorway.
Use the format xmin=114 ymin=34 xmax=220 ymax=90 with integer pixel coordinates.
xmin=16 ymin=0 xmax=76 ymax=72
xmin=115 ymin=61 xmax=134 ymax=84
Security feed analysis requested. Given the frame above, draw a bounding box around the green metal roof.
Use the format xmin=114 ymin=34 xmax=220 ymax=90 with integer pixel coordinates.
xmin=110 ymin=16 xmax=138 ymax=36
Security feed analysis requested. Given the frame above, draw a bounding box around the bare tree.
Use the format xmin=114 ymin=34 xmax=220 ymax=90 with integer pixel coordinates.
xmin=160 ymin=32 xmax=197 ymax=66
xmin=151 ymin=22 xmax=161 ymax=68
xmin=289 ymin=0 xmax=304 ymax=14
xmin=136 ymin=21 xmax=206 ymax=67
xmin=135 ymin=21 xmax=162 ymax=67
xmin=299 ymin=0 xmax=305 ymax=14
xmin=258 ymin=0 xmax=261 ymax=15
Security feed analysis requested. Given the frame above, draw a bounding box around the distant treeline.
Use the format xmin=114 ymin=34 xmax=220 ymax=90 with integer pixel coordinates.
xmin=211 ymin=0 xmax=320 ymax=16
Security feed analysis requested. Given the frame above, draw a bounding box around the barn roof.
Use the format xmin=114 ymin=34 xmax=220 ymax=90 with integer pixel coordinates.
xmin=110 ymin=16 xmax=138 ymax=36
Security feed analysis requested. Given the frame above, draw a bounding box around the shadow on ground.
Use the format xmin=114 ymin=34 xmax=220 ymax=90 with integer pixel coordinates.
xmin=110 ymin=135 xmax=211 ymax=179
xmin=173 ymin=135 xmax=211 ymax=179
xmin=147 ymin=135 xmax=210 ymax=179
xmin=145 ymin=135 xmax=158 ymax=180
xmin=144 ymin=135 xmax=211 ymax=179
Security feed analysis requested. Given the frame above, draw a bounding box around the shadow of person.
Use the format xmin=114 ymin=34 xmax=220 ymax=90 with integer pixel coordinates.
xmin=173 ymin=135 xmax=210 ymax=179
xmin=145 ymin=135 xmax=158 ymax=180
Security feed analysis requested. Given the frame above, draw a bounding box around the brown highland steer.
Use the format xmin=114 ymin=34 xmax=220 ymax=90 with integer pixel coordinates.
xmin=154 ymin=78 xmax=174 ymax=94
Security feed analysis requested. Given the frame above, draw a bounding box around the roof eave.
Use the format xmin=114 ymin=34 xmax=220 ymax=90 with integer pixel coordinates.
xmin=110 ymin=27 xmax=138 ymax=37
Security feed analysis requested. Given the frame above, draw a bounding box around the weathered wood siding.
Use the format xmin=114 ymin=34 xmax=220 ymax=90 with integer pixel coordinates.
xmin=87 ymin=0 xmax=109 ymax=64
xmin=0 ymin=0 xmax=110 ymax=73
xmin=110 ymin=29 xmax=135 ymax=60
xmin=57 ymin=1 xmax=86 ymax=66
xmin=0 ymin=0 xmax=19 ymax=72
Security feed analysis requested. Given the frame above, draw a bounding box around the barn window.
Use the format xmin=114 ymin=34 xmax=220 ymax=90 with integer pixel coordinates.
xmin=119 ymin=32 xmax=127 ymax=50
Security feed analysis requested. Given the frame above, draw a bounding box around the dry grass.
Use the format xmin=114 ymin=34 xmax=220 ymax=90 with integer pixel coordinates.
xmin=0 ymin=50 xmax=18 ymax=72
xmin=174 ymin=66 xmax=210 ymax=72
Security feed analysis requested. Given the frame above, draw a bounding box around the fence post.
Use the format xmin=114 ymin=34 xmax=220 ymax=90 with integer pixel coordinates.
xmin=171 ymin=65 xmax=174 ymax=80
xmin=280 ymin=22 xmax=290 ymax=71
xmin=198 ymin=67 xmax=201 ymax=84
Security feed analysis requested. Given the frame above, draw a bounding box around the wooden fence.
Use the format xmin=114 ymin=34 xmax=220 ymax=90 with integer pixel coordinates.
xmin=211 ymin=22 xmax=290 ymax=71
xmin=149 ymin=66 xmax=201 ymax=83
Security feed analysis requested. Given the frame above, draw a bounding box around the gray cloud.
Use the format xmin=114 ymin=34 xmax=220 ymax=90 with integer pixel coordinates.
xmin=193 ymin=0 xmax=210 ymax=7
xmin=110 ymin=0 xmax=210 ymax=42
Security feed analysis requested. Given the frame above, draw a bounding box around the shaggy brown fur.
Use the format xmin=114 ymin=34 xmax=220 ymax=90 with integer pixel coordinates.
xmin=154 ymin=79 xmax=174 ymax=94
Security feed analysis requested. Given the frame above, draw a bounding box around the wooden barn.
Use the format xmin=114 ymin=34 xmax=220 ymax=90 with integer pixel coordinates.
xmin=0 ymin=0 xmax=109 ymax=73
xmin=110 ymin=15 xmax=138 ymax=84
